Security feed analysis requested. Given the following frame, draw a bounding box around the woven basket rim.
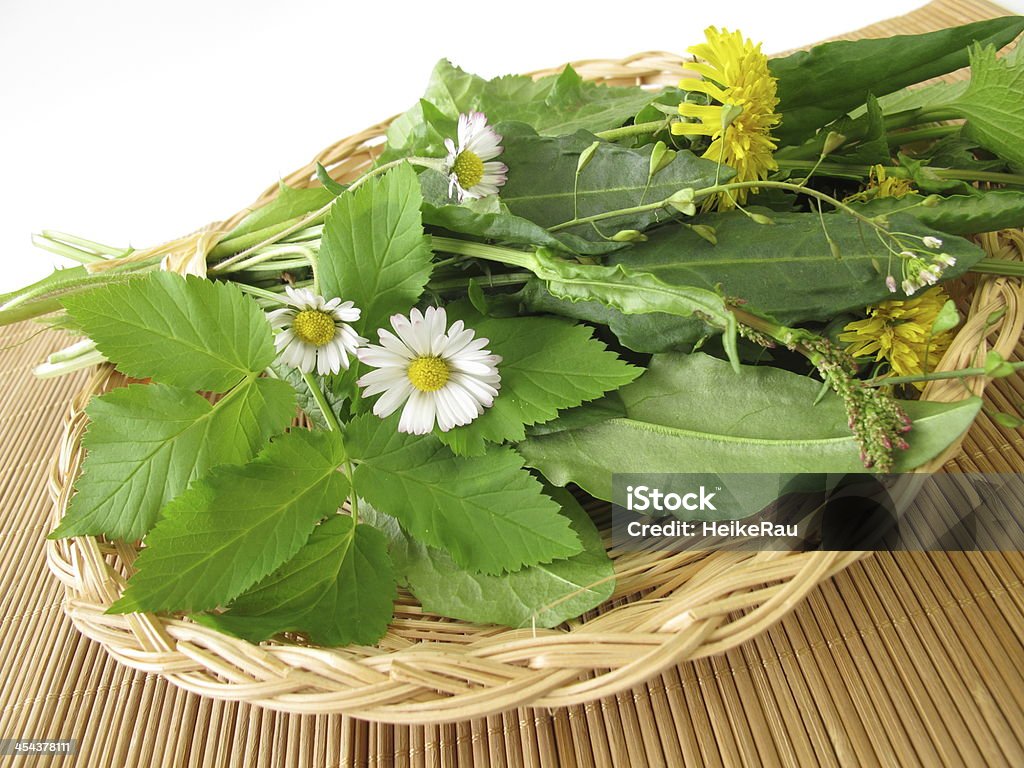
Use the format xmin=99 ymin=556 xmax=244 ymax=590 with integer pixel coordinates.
xmin=45 ymin=51 xmax=1024 ymax=724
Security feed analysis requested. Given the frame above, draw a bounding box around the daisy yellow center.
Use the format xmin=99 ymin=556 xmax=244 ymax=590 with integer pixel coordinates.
xmin=452 ymin=150 xmax=484 ymax=189
xmin=407 ymin=355 xmax=450 ymax=392
xmin=291 ymin=309 xmax=336 ymax=346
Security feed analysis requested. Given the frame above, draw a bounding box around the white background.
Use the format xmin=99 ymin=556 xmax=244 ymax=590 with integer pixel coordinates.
xmin=2 ymin=0 xmax=1021 ymax=294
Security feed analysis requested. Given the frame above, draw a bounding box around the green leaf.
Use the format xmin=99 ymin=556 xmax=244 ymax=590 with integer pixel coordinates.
xmin=850 ymin=190 xmax=1024 ymax=236
xmin=221 ymin=182 xmax=335 ymax=243
xmin=346 ymin=413 xmax=581 ymax=574
xmin=896 ymin=153 xmax=976 ymax=196
xmin=317 ymin=163 xmax=433 ymax=335
xmin=383 ymin=60 xmax=662 ymax=160
xmin=518 ymin=353 xmax=982 ymax=502
xmin=992 ymin=411 xmax=1024 ymax=429
xmin=871 ymin=80 xmax=968 ymax=116
xmin=522 ymin=248 xmax=741 ymax=370
xmin=434 ymin=313 xmax=641 ymax=456
xmin=363 ymin=488 xmax=613 ymax=629
xmin=194 ymin=515 xmax=395 ymax=646
xmin=419 ymin=170 xmax=622 ymax=257
xmin=607 ymin=211 xmax=983 ymax=326
xmin=51 ymin=378 xmax=295 ymax=542
xmin=951 ymin=44 xmax=1024 ymax=171
xmin=110 ymin=429 xmax=349 ymax=614
xmin=315 ymin=162 xmax=347 ymax=195
xmin=517 ymin=211 xmax=982 ymax=354
xmin=498 ymin=124 xmax=730 ymax=243
xmin=985 ymin=350 xmax=1016 ymax=378
xmin=514 ymin=280 xmax=709 ymax=354
xmin=932 ymin=300 xmax=960 ymax=335
xmin=769 ymin=16 xmax=1024 ymax=145
xmin=63 ymin=272 xmax=276 ymax=392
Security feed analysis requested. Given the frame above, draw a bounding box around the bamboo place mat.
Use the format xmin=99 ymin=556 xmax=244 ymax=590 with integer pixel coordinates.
xmin=4 ymin=2 xmax=1024 ymax=765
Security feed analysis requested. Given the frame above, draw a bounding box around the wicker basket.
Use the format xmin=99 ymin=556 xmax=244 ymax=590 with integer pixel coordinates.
xmin=45 ymin=53 xmax=1024 ymax=725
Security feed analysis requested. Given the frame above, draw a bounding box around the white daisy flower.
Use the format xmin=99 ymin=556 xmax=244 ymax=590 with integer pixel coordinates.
xmin=356 ymin=306 xmax=501 ymax=435
xmin=443 ymin=112 xmax=508 ymax=202
xmin=268 ymin=286 xmax=365 ymax=375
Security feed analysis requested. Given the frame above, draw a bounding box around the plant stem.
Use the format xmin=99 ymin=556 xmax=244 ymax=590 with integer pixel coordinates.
xmin=301 ymin=371 xmax=344 ymax=434
xmin=776 ymin=159 xmax=1024 ymax=186
xmin=33 ymin=349 xmax=108 ymax=379
xmin=547 ymin=179 xmax=885 ymax=236
xmin=429 ymin=272 xmax=534 ymax=292
xmin=863 ymin=361 xmax=1024 ymax=388
xmin=970 ymin=258 xmax=1024 ymax=277
xmin=430 ymin=236 xmax=537 ymax=269
xmin=235 ymin=283 xmax=289 ymax=305
xmin=210 ymin=156 xmax=440 ymax=274
xmin=887 ymin=124 xmax=961 ymax=145
xmin=594 ymin=119 xmax=671 ymax=141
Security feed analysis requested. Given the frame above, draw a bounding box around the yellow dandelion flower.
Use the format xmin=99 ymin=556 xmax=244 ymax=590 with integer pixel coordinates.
xmin=838 ymin=287 xmax=955 ymax=389
xmin=672 ymin=27 xmax=781 ymax=211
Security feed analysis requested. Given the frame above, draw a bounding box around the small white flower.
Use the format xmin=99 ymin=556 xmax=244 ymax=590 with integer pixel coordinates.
xmin=885 ymin=275 xmax=898 ymax=293
xmin=268 ymin=286 xmax=365 ymax=375
xmin=901 ymin=279 xmax=917 ymax=296
xmin=922 ymin=236 xmax=943 ymax=249
xmin=935 ymin=253 xmax=957 ymax=268
xmin=444 ymin=112 xmax=508 ymax=202
xmin=357 ymin=306 xmax=501 ymax=435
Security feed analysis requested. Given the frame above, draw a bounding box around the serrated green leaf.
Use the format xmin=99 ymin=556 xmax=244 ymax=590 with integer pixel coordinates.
xmin=952 ymin=43 xmax=1024 ymax=170
xmin=436 ymin=314 xmax=640 ymax=456
xmin=317 ymin=163 xmax=433 ymax=335
xmin=769 ymin=16 xmax=1024 ymax=146
xmin=346 ymin=413 xmax=581 ymax=574
xmin=519 ymin=353 xmax=983 ymax=503
xmin=194 ymin=515 xmax=395 ymax=646
xmin=383 ymin=60 xmax=662 ymax=161
xmin=498 ymin=124 xmax=730 ymax=243
xmin=51 ymin=378 xmax=295 ymax=542
xmin=363 ymin=488 xmax=613 ymax=629
xmin=62 ymin=272 xmax=276 ymax=392
xmin=110 ymin=429 xmax=349 ymax=614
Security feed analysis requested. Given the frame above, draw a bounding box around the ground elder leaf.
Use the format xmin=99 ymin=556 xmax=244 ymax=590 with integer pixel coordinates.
xmin=347 ymin=413 xmax=581 ymax=574
xmin=62 ymin=272 xmax=276 ymax=392
xmin=110 ymin=429 xmax=349 ymax=614
xmin=195 ymin=515 xmax=396 ymax=646
xmin=51 ymin=378 xmax=295 ymax=542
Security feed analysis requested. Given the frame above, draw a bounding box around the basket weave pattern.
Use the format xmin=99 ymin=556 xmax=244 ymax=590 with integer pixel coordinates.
xmin=45 ymin=54 xmax=1024 ymax=724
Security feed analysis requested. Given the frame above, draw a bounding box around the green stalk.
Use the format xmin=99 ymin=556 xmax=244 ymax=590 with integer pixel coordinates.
xmin=594 ymin=119 xmax=672 ymax=141
xmin=430 ymin=237 xmax=536 ymax=269
xmin=969 ymin=258 xmax=1024 ymax=277
xmin=776 ymin=159 xmax=1024 ymax=186
xmin=210 ymin=156 xmax=441 ymax=274
xmin=428 ymin=272 xmax=533 ymax=292
xmin=886 ymin=124 xmax=960 ymax=145
xmin=301 ymin=371 xmax=343 ymax=433
xmin=863 ymin=361 xmax=1024 ymax=388
xmin=547 ymin=179 xmax=885 ymax=236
